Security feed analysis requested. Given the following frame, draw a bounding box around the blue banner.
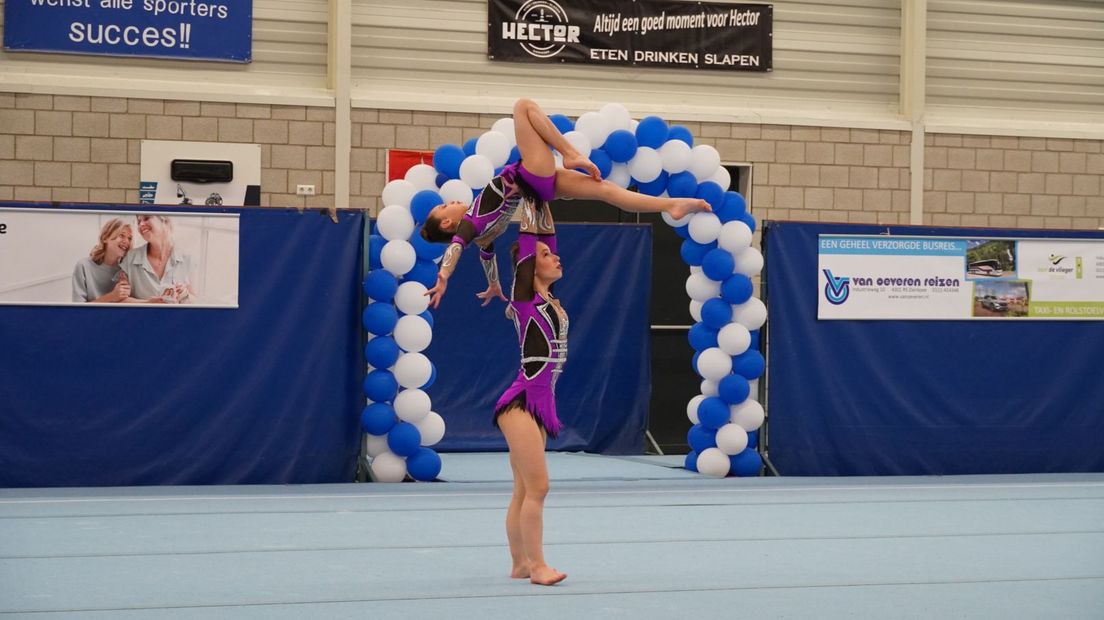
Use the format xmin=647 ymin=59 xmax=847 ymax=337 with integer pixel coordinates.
xmin=3 ymin=0 xmax=252 ymax=63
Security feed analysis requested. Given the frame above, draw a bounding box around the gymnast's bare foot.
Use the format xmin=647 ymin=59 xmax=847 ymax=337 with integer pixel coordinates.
xmin=530 ymin=565 xmax=567 ymax=586
xmin=669 ymin=198 xmax=711 ymax=219
xmin=510 ymin=564 xmax=530 ymax=579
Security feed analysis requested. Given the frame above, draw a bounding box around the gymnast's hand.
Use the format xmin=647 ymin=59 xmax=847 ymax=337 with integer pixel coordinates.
xmin=476 ymin=281 xmax=507 ymax=307
xmin=425 ymin=273 xmax=449 ymax=309
xmin=562 ymin=155 xmax=601 ymax=182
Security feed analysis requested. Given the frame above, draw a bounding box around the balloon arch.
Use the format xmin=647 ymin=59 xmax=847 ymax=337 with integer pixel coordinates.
xmin=360 ymin=103 xmax=765 ymax=481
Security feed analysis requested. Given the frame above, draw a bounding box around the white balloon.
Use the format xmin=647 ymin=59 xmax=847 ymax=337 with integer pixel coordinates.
xmin=732 ymin=297 xmax=767 ymax=330
xmin=662 ymin=210 xmax=692 ymax=227
xmin=404 ymin=164 xmax=439 ymax=191
xmin=686 ymin=273 xmax=721 ymax=302
xmin=659 ymin=140 xmax=692 ymax=173
xmin=575 ymin=112 xmax=610 ymax=149
xmin=491 ymin=118 xmax=517 ymax=146
xmin=563 ymin=131 xmax=592 ymax=158
xmin=689 ymin=299 xmax=703 ymax=322
xmin=718 ymin=322 xmax=752 ymax=356
xmin=394 ymin=388 xmax=431 ymax=423
xmin=377 ymin=204 xmax=415 ymax=242
xmin=365 ymin=433 xmax=390 ymax=457
xmin=689 ymin=265 xmax=703 ymax=275
xmin=627 ymin=146 xmax=662 ymax=183
xmin=381 ymin=179 xmax=417 ymax=209
xmin=689 ymin=144 xmax=721 ymax=181
xmin=370 ymin=451 xmax=407 ymax=482
xmin=688 ymin=212 xmax=722 ymax=244
xmin=696 ymin=447 xmax=730 ymax=477
xmin=607 ymin=163 xmax=631 ymax=189
xmin=381 ymin=240 xmax=416 ymax=277
xmin=686 ymin=394 xmax=705 ymax=424
xmin=718 ymin=221 xmax=753 ymax=254
xmin=476 ymin=131 xmax=511 ymax=168
xmin=459 ymin=154 xmax=494 ymax=189
xmin=697 ymin=347 xmax=733 ymax=382
xmin=414 ymin=411 xmax=446 ymax=446
xmin=700 ymin=380 xmax=718 ymax=397
xmin=599 ymin=102 xmax=633 ymax=132
xmin=630 ymin=119 xmax=639 ymax=132
xmin=438 ymin=179 xmax=474 ymax=205
xmin=708 ymin=165 xmax=732 ymax=191
xmin=716 ymin=423 xmax=750 ymax=456
xmin=394 ymin=315 xmax=433 ymax=352
xmin=394 ymin=281 xmax=430 ymax=315
xmin=730 ymin=398 xmax=765 ymax=431
xmin=734 ymin=246 xmax=764 ymax=277
xmin=394 ymin=352 xmax=433 ymax=389
xmin=748 ymin=379 xmax=760 ymax=401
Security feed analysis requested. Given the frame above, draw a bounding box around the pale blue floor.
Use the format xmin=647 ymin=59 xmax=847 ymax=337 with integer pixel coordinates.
xmin=1 ymin=454 xmax=1103 ymax=619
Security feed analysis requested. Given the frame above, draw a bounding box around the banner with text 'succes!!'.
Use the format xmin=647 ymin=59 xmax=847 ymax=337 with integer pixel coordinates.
xmin=817 ymin=235 xmax=1104 ymax=320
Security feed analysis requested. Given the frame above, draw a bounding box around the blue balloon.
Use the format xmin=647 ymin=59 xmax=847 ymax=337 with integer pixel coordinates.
xmin=695 ymin=181 xmax=725 ymax=211
xmin=411 ymin=190 xmax=443 ymax=224
xmin=733 ymin=350 xmax=765 ymax=380
xmin=433 ymin=144 xmax=465 ymax=179
xmin=702 ymin=248 xmax=735 ymax=281
xmin=698 ymin=397 xmax=730 ymax=430
xmin=680 ymin=239 xmax=714 ymax=266
xmin=701 ymin=298 xmax=733 ymax=329
xmin=387 ymin=422 xmax=421 ymax=457
xmin=362 ymin=302 xmax=398 ymax=335
xmin=667 ymin=171 xmax=698 ymax=198
xmin=494 ymin=166 xmax=504 ymax=177
xmin=721 ymin=273 xmax=754 ymax=305
xmin=462 ymin=137 xmax=478 ymax=156
xmin=588 ymin=148 xmax=613 ymax=179
xmin=549 ymin=114 xmax=574 ymax=134
xmin=668 ymin=125 xmax=694 ymax=146
xmin=716 ymin=191 xmax=747 ymax=223
xmin=730 ymin=449 xmax=763 ymax=477
xmin=691 ymin=351 xmax=702 ymax=374
xmin=405 ymin=259 xmax=439 ymax=288
xmin=363 ymin=270 xmax=399 ymax=302
xmin=434 ymin=173 xmax=449 ymax=188
xmin=688 ymin=322 xmax=719 ymax=351
xmin=604 ymin=129 xmax=638 ymax=163
xmin=687 ymin=424 xmax=718 ymax=453
xmin=361 ymin=402 xmax=397 ymax=435
xmin=407 ymin=447 xmax=442 ymax=481
xmin=364 ymin=336 xmax=401 ymax=369
xmin=636 ymin=171 xmax=668 ymax=196
xmin=419 ymin=310 xmax=435 ymax=329
xmin=684 ymin=450 xmax=699 ymax=472
xmin=673 ymin=223 xmax=692 ymax=240
xmin=718 ymin=374 xmax=750 ymax=405
xmin=368 ymin=234 xmax=384 ymax=270
xmin=749 ymin=330 xmax=760 ymax=350
xmin=636 ymin=116 xmax=669 ymax=149
xmin=507 ymin=145 xmax=521 ymax=165
xmin=421 ymin=363 xmax=437 ymax=390
xmin=363 ymin=369 xmax=398 ymax=402
xmin=746 ymin=430 xmax=759 ymax=449
xmin=739 ymin=211 xmax=757 ymax=233
xmin=410 ymin=229 xmax=446 ymax=261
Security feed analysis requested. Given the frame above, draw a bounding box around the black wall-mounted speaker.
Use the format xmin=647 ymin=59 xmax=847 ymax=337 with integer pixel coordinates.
xmin=171 ymin=159 xmax=234 ymax=184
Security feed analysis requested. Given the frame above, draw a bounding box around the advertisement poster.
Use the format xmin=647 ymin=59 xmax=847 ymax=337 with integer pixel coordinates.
xmin=818 ymin=235 xmax=1104 ymax=320
xmin=0 ymin=207 xmax=239 ymax=308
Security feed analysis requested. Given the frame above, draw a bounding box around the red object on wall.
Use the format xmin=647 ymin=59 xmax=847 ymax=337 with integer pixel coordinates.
xmin=387 ymin=150 xmax=434 ymax=182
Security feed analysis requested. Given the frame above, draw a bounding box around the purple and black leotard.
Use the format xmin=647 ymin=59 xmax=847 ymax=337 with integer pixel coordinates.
xmin=493 ymin=231 xmax=569 ymax=437
xmin=449 ymin=160 xmax=556 ymax=256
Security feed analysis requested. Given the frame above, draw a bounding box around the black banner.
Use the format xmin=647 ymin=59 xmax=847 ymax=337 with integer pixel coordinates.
xmin=488 ymin=0 xmax=772 ymax=72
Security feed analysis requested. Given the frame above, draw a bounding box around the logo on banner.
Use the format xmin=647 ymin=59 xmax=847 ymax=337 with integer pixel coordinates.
xmin=1049 ymin=254 xmax=1066 ymax=265
xmin=823 ymin=269 xmax=851 ymax=305
xmin=501 ymin=0 xmax=580 ymax=59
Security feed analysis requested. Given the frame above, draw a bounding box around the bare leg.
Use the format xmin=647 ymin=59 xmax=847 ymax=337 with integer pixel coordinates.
xmin=506 ymin=456 xmax=529 ymax=578
xmin=555 ymin=168 xmax=710 ymax=219
xmin=513 ymin=98 xmax=598 ymax=180
xmin=498 ymin=408 xmax=567 ymax=586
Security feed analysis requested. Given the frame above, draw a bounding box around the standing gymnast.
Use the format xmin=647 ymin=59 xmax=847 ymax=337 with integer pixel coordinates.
xmin=421 ymin=97 xmax=708 ymax=309
xmin=496 ymin=198 xmax=569 ymax=586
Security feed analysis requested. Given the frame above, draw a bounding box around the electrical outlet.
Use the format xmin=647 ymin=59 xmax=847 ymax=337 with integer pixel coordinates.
xmin=296 ymin=184 xmax=316 ymax=196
